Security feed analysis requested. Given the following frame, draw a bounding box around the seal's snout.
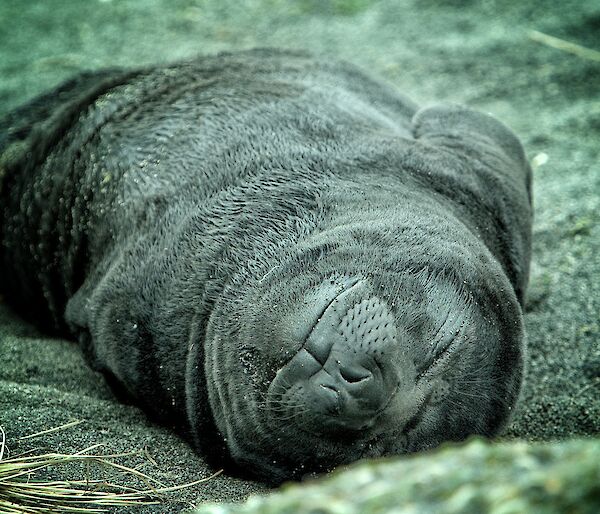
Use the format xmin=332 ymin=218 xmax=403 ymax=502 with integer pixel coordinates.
xmin=268 ymin=278 xmax=402 ymax=434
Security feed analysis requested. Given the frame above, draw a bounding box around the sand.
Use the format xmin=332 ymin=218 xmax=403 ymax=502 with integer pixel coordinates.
xmin=1 ymin=0 xmax=599 ymax=512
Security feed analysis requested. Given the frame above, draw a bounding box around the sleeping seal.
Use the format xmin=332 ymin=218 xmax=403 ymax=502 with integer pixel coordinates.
xmin=0 ymin=49 xmax=532 ymax=482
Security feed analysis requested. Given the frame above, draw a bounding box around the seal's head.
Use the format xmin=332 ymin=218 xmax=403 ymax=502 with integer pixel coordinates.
xmin=186 ymin=228 xmax=525 ymax=483
xmin=185 ymin=244 xmax=522 ymax=481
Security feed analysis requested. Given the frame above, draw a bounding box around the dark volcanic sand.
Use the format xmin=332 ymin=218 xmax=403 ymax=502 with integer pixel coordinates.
xmin=1 ymin=1 xmax=599 ymax=512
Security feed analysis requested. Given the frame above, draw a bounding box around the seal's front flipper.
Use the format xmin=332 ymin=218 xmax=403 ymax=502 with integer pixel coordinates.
xmin=411 ymin=104 xmax=532 ymax=202
xmin=410 ymin=104 xmax=532 ymax=304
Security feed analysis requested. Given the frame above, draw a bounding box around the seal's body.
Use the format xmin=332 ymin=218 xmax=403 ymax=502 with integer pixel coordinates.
xmin=0 ymin=49 xmax=532 ymax=482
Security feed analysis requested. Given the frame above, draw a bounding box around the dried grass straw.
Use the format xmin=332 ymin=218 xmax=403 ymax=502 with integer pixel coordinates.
xmin=0 ymin=424 xmax=221 ymax=513
xmin=529 ymin=30 xmax=600 ymax=62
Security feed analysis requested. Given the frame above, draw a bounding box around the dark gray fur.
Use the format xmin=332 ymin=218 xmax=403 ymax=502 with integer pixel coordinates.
xmin=0 ymin=49 xmax=532 ymax=482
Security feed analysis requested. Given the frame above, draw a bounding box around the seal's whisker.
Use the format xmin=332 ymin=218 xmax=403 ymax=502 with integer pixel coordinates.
xmin=443 ymin=396 xmax=468 ymax=411
xmin=453 ymin=389 xmax=491 ymax=401
xmin=453 ymin=377 xmax=493 ymax=387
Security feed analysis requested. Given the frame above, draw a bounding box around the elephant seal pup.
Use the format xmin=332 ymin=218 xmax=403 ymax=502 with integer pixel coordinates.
xmin=0 ymin=49 xmax=532 ymax=482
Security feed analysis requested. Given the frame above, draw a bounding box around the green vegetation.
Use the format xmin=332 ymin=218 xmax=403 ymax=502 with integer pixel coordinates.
xmin=192 ymin=438 xmax=600 ymax=514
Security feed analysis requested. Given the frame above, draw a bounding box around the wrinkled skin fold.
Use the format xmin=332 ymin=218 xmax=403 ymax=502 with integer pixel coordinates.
xmin=0 ymin=49 xmax=532 ymax=482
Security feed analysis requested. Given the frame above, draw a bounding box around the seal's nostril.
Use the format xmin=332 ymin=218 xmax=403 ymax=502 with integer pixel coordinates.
xmin=320 ymin=383 xmax=338 ymax=393
xmin=339 ymin=367 xmax=371 ymax=384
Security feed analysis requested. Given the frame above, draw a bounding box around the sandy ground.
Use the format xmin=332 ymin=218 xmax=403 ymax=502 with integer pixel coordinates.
xmin=1 ymin=0 xmax=599 ymax=512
